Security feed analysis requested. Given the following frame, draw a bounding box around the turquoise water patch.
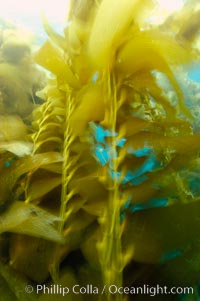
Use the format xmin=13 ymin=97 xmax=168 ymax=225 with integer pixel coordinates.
xmin=188 ymin=69 xmax=200 ymax=83
xmin=131 ymin=197 xmax=169 ymax=213
xmin=160 ymin=249 xmax=183 ymax=263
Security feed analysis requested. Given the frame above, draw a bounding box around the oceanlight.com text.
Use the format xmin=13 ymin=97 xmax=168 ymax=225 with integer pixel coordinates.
xmin=107 ymin=284 xmax=193 ymax=296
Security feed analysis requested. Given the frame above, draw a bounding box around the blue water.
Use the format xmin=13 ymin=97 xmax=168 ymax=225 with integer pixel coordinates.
xmin=188 ymin=65 xmax=200 ymax=83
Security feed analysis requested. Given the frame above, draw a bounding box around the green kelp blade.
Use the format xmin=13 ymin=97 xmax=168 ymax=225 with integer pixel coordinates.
xmin=0 ymin=261 xmax=37 ymax=301
xmin=10 ymin=235 xmax=55 ymax=283
xmin=41 ymin=163 xmax=62 ymax=174
xmin=38 ymin=267 xmax=83 ymax=301
xmin=126 ymin=71 xmax=177 ymax=119
xmin=160 ymin=242 xmax=200 ymax=286
xmin=69 ymin=174 xmax=107 ymax=204
xmin=82 ymin=199 xmax=105 ymax=217
xmin=0 ymin=141 xmax=33 ymax=157
xmin=0 ymin=201 xmax=64 ymax=243
xmin=0 ymin=152 xmax=62 ymax=206
xmin=64 ymin=210 xmax=95 ymax=237
xmin=34 ymin=41 xmax=79 ymax=88
xmin=69 ymin=84 xmax=105 ymax=135
xmin=0 ymin=272 xmax=17 ymax=301
xmin=127 ymin=132 xmax=200 ymax=155
xmin=88 ymin=0 xmax=154 ymax=69
xmin=42 ymin=14 xmax=67 ymax=51
xmin=122 ymin=198 xmax=200 ymax=265
xmin=27 ymin=175 xmax=62 ymax=202
xmin=13 ymin=152 xmax=63 ymax=177
xmin=0 ymin=115 xmax=27 ymax=141
xmin=0 ymin=274 xmax=17 ymax=301
xmin=116 ymin=30 xmax=195 ymax=72
xmin=117 ymin=32 xmax=194 ymax=118
xmin=120 ymin=116 xmax=150 ymax=137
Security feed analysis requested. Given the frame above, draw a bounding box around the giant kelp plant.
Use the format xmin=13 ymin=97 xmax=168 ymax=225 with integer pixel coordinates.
xmin=0 ymin=0 xmax=200 ymax=300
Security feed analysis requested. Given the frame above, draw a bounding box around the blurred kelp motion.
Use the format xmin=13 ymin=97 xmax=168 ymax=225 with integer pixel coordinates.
xmin=0 ymin=0 xmax=200 ymax=300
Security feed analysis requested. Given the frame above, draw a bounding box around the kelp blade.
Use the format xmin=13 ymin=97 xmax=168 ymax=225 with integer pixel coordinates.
xmin=34 ymin=41 xmax=79 ymax=88
xmin=0 ymin=202 xmax=64 ymax=243
xmin=88 ymin=0 xmax=153 ymax=69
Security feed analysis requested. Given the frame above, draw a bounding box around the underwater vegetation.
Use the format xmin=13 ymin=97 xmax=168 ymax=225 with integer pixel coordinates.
xmin=0 ymin=0 xmax=200 ymax=300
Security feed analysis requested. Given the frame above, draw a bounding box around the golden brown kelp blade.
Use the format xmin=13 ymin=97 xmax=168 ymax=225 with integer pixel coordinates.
xmin=9 ymin=235 xmax=55 ymax=283
xmin=0 ymin=152 xmax=62 ymax=207
xmin=27 ymin=174 xmax=62 ymax=202
xmin=0 ymin=261 xmax=37 ymax=301
xmin=127 ymin=132 xmax=200 ymax=156
xmin=87 ymin=0 xmax=155 ymax=69
xmin=69 ymin=0 xmax=96 ymax=21
xmin=34 ymin=41 xmax=79 ymax=88
xmin=0 ymin=201 xmax=64 ymax=242
xmin=178 ymin=9 xmax=200 ymax=42
xmin=117 ymin=30 xmax=194 ymax=69
xmin=116 ymin=31 xmax=194 ymax=118
xmin=162 ymin=0 xmax=200 ymax=44
xmin=0 ymin=141 xmax=33 ymax=157
xmin=0 ymin=115 xmax=27 ymax=141
xmin=69 ymin=84 xmax=105 ymax=135
xmin=42 ymin=15 xmax=67 ymax=51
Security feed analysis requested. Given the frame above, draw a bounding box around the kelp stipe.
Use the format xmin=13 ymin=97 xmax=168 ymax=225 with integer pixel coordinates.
xmin=0 ymin=0 xmax=200 ymax=300
xmin=95 ymin=73 xmax=124 ymax=298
